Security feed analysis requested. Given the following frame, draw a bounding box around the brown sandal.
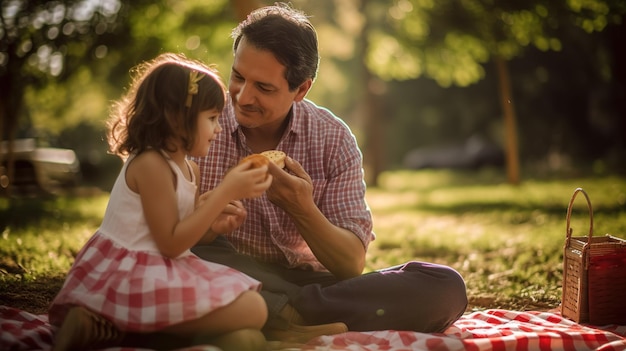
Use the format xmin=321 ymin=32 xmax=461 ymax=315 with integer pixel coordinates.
xmin=53 ymin=306 xmax=124 ymax=351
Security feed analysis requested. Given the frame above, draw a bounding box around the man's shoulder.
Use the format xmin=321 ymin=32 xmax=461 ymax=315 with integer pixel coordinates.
xmin=297 ymin=99 xmax=336 ymax=118
xmin=296 ymin=99 xmax=351 ymax=131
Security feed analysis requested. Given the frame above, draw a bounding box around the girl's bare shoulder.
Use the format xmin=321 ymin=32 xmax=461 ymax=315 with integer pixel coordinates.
xmin=126 ymin=150 xmax=173 ymax=191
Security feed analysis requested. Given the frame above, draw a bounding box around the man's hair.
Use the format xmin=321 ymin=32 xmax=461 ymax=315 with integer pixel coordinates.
xmin=232 ymin=2 xmax=319 ymax=91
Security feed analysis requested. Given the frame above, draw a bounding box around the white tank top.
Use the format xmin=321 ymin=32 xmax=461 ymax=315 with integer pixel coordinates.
xmin=98 ymin=152 xmax=197 ymax=256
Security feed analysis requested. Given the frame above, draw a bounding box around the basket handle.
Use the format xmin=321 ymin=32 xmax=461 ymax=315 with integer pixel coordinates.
xmin=565 ymin=188 xmax=594 ymax=246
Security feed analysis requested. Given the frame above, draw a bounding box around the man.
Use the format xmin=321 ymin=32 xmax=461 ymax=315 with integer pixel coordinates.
xmin=191 ymin=2 xmax=468 ymax=343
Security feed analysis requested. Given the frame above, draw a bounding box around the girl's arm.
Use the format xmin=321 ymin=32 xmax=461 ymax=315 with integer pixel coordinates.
xmin=127 ymin=151 xmax=270 ymax=258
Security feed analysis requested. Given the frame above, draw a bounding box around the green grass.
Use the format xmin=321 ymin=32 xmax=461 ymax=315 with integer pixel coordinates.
xmin=366 ymin=170 xmax=626 ymax=311
xmin=1 ymin=169 xmax=625 ymax=314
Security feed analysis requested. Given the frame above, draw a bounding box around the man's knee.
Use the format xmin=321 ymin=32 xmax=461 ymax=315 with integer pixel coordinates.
xmin=401 ymin=261 xmax=468 ymax=331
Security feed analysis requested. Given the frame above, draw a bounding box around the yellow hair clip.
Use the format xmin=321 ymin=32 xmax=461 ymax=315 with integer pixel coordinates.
xmin=186 ymin=70 xmax=204 ymax=107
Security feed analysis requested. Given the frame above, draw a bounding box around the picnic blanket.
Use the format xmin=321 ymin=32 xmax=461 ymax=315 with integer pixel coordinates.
xmin=2 ymin=306 xmax=625 ymax=351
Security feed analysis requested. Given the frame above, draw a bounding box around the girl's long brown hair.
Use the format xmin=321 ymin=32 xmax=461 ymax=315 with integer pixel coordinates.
xmin=107 ymin=53 xmax=226 ymax=159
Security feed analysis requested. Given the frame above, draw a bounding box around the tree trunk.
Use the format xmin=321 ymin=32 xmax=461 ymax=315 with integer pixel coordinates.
xmin=358 ymin=0 xmax=385 ymax=187
xmin=495 ymin=56 xmax=520 ymax=185
xmin=610 ymin=15 xmax=626 ymax=156
xmin=0 ymin=44 xmax=25 ymax=197
xmin=363 ymin=76 xmax=385 ymax=187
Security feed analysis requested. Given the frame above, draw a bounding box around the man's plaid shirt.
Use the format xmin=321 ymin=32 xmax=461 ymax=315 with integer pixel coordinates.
xmin=192 ymin=99 xmax=374 ymax=271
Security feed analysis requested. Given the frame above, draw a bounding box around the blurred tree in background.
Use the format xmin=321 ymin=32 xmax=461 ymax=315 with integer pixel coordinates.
xmin=2 ymin=0 xmax=625 ymax=192
xmin=1 ymin=0 xmax=243 ymax=192
xmin=367 ymin=0 xmax=626 ymax=184
xmin=288 ymin=0 xmax=626 ymax=185
xmin=1 ymin=0 xmax=123 ymax=192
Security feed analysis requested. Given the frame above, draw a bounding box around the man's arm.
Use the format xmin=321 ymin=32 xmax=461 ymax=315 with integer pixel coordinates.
xmin=266 ymin=157 xmax=366 ymax=280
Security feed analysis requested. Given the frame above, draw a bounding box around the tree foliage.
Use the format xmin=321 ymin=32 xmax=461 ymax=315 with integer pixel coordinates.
xmin=358 ymin=0 xmax=625 ymax=184
xmin=1 ymin=0 xmax=128 ymax=195
xmin=2 ymin=0 xmax=624 ymax=191
xmin=367 ymin=0 xmax=625 ymax=87
xmin=1 ymin=0 xmax=123 ymax=139
xmin=1 ymin=0 xmax=245 ymax=193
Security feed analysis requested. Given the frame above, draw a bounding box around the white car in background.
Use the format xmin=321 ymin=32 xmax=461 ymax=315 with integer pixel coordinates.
xmin=0 ymin=138 xmax=81 ymax=194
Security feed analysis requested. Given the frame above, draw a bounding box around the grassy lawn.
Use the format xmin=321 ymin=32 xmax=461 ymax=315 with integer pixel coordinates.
xmin=1 ymin=169 xmax=625 ymax=315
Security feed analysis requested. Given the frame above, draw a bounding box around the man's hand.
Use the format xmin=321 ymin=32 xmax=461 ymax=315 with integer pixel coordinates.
xmin=266 ymin=156 xmax=314 ymax=214
xmin=265 ymin=156 xmax=365 ymax=279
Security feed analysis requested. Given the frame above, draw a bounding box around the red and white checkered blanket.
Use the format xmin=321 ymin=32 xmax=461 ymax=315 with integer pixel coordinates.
xmin=2 ymin=306 xmax=625 ymax=350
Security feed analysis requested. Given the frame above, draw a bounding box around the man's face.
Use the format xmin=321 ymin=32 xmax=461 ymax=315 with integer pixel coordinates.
xmin=228 ymin=37 xmax=309 ymax=130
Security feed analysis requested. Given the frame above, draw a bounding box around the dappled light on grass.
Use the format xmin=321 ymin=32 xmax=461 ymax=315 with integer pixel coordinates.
xmin=1 ymin=170 xmax=625 ymax=314
xmin=366 ymin=170 xmax=626 ymax=311
xmin=0 ymin=194 xmax=109 ymax=312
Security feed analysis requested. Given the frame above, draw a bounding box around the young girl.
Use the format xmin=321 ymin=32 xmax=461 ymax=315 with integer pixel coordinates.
xmin=48 ymin=53 xmax=272 ymax=351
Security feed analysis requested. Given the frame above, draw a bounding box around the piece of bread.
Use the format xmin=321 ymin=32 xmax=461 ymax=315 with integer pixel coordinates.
xmin=239 ymin=154 xmax=270 ymax=169
xmin=261 ymin=150 xmax=286 ymax=169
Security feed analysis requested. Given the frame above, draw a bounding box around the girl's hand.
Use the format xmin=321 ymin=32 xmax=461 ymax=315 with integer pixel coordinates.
xmin=197 ymin=190 xmax=211 ymax=208
xmin=210 ymin=200 xmax=247 ymax=234
xmin=221 ymin=161 xmax=273 ymax=200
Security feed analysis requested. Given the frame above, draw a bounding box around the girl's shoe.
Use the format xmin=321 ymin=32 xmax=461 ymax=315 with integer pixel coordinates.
xmin=53 ymin=306 xmax=125 ymax=351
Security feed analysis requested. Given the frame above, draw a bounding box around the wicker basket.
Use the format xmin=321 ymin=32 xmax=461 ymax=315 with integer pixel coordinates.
xmin=561 ymin=188 xmax=626 ymax=325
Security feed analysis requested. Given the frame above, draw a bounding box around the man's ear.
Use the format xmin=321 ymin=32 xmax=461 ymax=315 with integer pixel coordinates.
xmin=294 ymin=79 xmax=313 ymax=102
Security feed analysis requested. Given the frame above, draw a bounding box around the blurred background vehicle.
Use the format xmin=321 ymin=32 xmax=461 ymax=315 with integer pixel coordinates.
xmin=403 ymin=135 xmax=505 ymax=170
xmin=1 ymin=139 xmax=81 ymax=195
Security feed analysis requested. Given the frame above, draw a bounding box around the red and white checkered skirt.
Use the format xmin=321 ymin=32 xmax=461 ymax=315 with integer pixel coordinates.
xmin=48 ymin=232 xmax=261 ymax=332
